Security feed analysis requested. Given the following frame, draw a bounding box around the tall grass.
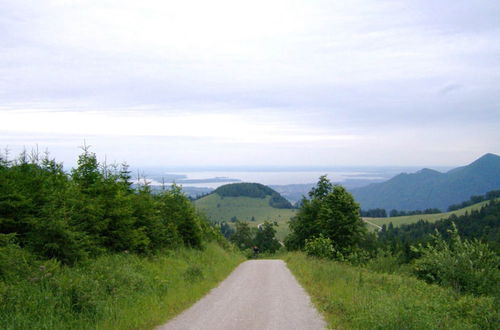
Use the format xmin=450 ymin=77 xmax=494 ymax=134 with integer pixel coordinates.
xmin=0 ymin=243 xmax=243 ymax=329
xmin=284 ymin=252 xmax=498 ymax=329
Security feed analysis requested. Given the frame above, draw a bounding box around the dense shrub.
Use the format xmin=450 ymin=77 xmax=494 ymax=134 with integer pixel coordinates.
xmin=412 ymin=224 xmax=500 ymax=296
xmin=304 ymin=235 xmax=334 ymax=259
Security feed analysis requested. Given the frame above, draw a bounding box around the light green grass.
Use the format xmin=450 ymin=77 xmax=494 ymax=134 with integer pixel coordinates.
xmin=284 ymin=252 xmax=498 ymax=329
xmin=365 ymin=200 xmax=494 ymax=229
xmin=0 ymin=243 xmax=244 ymax=330
xmin=195 ymin=194 xmax=295 ymax=240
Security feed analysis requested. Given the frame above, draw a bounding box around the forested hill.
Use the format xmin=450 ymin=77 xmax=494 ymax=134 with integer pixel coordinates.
xmin=378 ymin=199 xmax=500 ymax=253
xmin=212 ymin=183 xmax=293 ymax=209
xmin=351 ymin=153 xmax=500 ymax=211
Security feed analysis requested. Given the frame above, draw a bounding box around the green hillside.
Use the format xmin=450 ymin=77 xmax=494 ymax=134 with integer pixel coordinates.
xmin=364 ymin=199 xmax=495 ymax=230
xmin=194 ymin=194 xmax=295 ymax=240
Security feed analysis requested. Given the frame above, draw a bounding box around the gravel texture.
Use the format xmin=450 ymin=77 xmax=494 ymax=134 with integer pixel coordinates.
xmin=158 ymin=259 xmax=326 ymax=330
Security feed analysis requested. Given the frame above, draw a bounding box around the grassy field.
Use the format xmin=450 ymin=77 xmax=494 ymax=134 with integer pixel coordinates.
xmin=364 ymin=200 xmax=494 ymax=230
xmin=284 ymin=252 xmax=499 ymax=329
xmin=0 ymin=243 xmax=244 ymax=330
xmin=195 ymin=194 xmax=296 ymax=240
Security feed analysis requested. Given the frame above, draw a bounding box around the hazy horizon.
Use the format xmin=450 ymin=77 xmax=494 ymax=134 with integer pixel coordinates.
xmin=1 ymin=1 xmax=499 ymax=167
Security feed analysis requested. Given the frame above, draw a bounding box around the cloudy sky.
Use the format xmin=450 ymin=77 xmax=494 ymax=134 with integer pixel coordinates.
xmin=1 ymin=0 xmax=499 ymax=168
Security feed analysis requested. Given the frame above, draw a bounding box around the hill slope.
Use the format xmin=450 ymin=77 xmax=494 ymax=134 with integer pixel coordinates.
xmin=364 ymin=199 xmax=496 ymax=229
xmin=194 ymin=183 xmax=296 ymax=240
xmin=351 ymin=153 xmax=500 ymax=211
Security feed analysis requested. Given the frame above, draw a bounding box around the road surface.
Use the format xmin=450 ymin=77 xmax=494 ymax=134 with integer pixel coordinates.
xmin=158 ymin=260 xmax=326 ymax=330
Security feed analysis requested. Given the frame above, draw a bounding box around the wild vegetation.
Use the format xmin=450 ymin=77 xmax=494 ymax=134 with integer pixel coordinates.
xmin=229 ymin=221 xmax=281 ymax=256
xmin=284 ymin=175 xmax=499 ymax=327
xmin=0 ymin=148 xmax=243 ymax=329
xmin=285 ymin=253 xmax=498 ymax=329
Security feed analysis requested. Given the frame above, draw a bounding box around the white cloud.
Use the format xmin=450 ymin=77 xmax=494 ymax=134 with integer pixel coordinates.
xmin=0 ymin=0 xmax=499 ymax=166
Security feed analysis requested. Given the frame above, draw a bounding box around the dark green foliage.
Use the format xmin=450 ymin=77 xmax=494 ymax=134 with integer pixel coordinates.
xmin=229 ymin=221 xmax=281 ymax=254
xmin=0 ymin=148 xmax=215 ymax=264
xmin=254 ymin=222 xmax=281 ymax=253
xmin=213 ymin=183 xmax=292 ymax=209
xmin=448 ymin=189 xmax=500 ymax=211
xmin=351 ymin=153 xmax=500 ymax=211
xmin=219 ymin=221 xmax=235 ymax=238
xmin=214 ymin=182 xmax=274 ymax=198
xmin=156 ymin=185 xmax=203 ymax=249
xmin=360 ymin=208 xmax=387 ymax=217
xmin=229 ymin=222 xmax=255 ymax=250
xmin=388 ymin=208 xmax=441 ymax=217
xmin=286 ymin=176 xmax=365 ymax=252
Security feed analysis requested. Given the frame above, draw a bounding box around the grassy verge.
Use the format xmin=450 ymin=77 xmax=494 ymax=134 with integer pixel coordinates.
xmin=284 ymin=252 xmax=498 ymax=329
xmin=0 ymin=243 xmax=244 ymax=329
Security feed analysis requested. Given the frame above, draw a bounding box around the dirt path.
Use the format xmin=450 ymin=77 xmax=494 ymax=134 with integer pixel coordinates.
xmin=158 ymin=260 xmax=326 ymax=330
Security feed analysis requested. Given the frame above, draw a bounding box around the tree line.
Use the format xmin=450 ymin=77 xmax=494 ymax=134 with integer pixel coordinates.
xmin=0 ymin=147 xmax=222 ymax=264
xmin=361 ymin=189 xmax=500 ymax=218
xmin=447 ymin=189 xmax=500 ymax=211
xmin=213 ymin=183 xmax=293 ymax=209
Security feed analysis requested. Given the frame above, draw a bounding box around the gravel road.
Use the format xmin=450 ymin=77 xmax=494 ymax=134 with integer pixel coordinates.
xmin=158 ymin=259 xmax=326 ymax=330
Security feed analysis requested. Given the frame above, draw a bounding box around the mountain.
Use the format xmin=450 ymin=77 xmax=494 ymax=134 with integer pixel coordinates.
xmin=351 ymin=153 xmax=500 ymax=211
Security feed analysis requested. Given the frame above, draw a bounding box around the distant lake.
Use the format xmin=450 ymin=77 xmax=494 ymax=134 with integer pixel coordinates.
xmin=137 ymin=166 xmax=452 ymax=189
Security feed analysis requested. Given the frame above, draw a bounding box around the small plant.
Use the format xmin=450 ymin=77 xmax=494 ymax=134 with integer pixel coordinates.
xmin=183 ymin=265 xmax=204 ymax=283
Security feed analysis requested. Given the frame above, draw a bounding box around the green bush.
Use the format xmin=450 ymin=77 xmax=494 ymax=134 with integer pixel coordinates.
xmin=304 ymin=235 xmax=335 ymax=259
xmin=412 ymin=223 xmax=500 ymax=296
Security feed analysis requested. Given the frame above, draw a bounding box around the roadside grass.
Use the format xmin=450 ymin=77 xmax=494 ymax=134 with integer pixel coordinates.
xmin=195 ymin=194 xmax=295 ymax=240
xmin=0 ymin=243 xmax=244 ymax=330
xmin=365 ymin=200 xmax=494 ymax=229
xmin=284 ymin=252 xmax=499 ymax=329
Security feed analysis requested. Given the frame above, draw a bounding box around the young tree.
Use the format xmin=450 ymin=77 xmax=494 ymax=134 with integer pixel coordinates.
xmin=230 ymin=222 xmax=254 ymax=250
xmin=285 ymin=175 xmax=365 ymax=252
xmin=254 ymin=221 xmax=281 ymax=253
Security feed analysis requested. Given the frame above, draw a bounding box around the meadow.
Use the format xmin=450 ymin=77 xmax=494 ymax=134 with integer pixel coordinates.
xmin=364 ymin=200 xmax=494 ymax=229
xmin=195 ymin=194 xmax=295 ymax=240
xmin=285 ymin=252 xmax=499 ymax=329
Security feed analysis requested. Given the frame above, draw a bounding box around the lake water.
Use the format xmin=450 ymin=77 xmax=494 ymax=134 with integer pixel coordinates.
xmin=138 ymin=166 xmax=437 ymax=189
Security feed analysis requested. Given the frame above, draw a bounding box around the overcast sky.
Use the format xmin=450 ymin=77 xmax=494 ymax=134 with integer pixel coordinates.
xmin=1 ymin=0 xmax=499 ymax=168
